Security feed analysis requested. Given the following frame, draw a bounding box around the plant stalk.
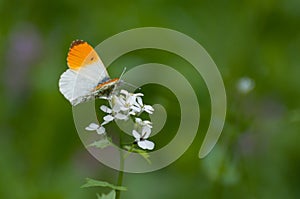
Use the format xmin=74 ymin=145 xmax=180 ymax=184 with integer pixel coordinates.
xmin=116 ymin=135 xmax=125 ymax=199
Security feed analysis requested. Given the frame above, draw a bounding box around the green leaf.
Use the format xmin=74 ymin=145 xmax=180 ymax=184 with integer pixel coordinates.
xmin=96 ymin=190 xmax=116 ymax=199
xmin=88 ymin=138 xmax=112 ymax=149
xmin=123 ymin=145 xmax=151 ymax=164
xmin=81 ymin=178 xmax=127 ymax=191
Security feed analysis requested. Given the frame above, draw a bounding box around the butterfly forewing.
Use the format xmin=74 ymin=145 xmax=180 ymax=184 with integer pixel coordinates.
xmin=59 ymin=40 xmax=117 ymax=106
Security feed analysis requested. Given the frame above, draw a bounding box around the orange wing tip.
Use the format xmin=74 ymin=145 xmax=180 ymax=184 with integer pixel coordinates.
xmin=70 ymin=39 xmax=86 ymax=49
xmin=67 ymin=40 xmax=100 ymax=70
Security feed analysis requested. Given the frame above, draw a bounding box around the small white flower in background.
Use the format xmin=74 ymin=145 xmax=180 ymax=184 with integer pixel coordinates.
xmin=236 ymin=77 xmax=255 ymax=94
xmin=132 ymin=128 xmax=155 ymax=150
xmin=85 ymin=123 xmax=106 ymax=135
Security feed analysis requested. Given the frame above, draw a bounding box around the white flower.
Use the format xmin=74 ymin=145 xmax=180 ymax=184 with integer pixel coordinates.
xmin=132 ymin=129 xmax=155 ymax=150
xmin=100 ymin=105 xmax=128 ymax=125
xmin=92 ymin=89 xmax=155 ymax=149
xmin=117 ymin=90 xmax=144 ymax=114
xmin=135 ymin=117 xmax=152 ymax=129
xmin=134 ymin=118 xmax=153 ymax=139
xmin=85 ymin=123 xmax=105 ymax=134
xmin=132 ymin=96 xmax=154 ymax=114
xmin=110 ymin=95 xmax=123 ymax=112
xmin=236 ymin=77 xmax=255 ymax=94
xmin=143 ymin=105 xmax=154 ymax=114
xmin=120 ymin=89 xmax=144 ymax=103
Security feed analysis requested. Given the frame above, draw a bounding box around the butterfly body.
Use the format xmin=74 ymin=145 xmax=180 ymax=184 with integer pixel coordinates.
xmin=59 ymin=40 xmax=119 ymax=106
xmin=93 ymin=78 xmax=120 ymax=98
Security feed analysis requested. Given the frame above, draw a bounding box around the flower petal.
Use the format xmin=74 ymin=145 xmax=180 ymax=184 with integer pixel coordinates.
xmin=120 ymin=106 xmax=130 ymax=111
xmin=120 ymin=89 xmax=129 ymax=96
xmin=135 ymin=117 xmax=142 ymax=123
xmin=100 ymin=105 xmax=112 ymax=113
xmin=133 ymin=93 xmax=144 ymax=97
xmin=112 ymin=103 xmax=121 ymax=112
xmin=127 ymin=96 xmax=136 ymax=105
xmin=118 ymin=97 xmax=126 ymax=105
xmin=96 ymin=126 xmax=106 ymax=134
xmin=137 ymin=97 xmax=143 ymax=106
xmin=99 ymin=96 xmax=109 ymax=100
xmin=131 ymin=105 xmax=141 ymax=112
xmin=115 ymin=113 xmax=128 ymax=120
xmin=85 ymin=123 xmax=99 ymax=131
xmin=144 ymin=105 xmax=154 ymax=114
xmin=132 ymin=130 xmax=141 ymax=140
xmin=101 ymin=120 xmax=110 ymax=126
xmin=142 ymin=126 xmax=152 ymax=138
xmin=104 ymin=115 xmax=114 ymax=122
xmin=129 ymin=111 xmax=136 ymax=115
xmin=143 ymin=120 xmax=152 ymax=125
xmin=138 ymin=140 xmax=155 ymax=150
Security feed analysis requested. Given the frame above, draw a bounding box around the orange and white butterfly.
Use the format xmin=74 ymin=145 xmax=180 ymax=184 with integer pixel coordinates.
xmin=59 ymin=40 xmax=120 ymax=106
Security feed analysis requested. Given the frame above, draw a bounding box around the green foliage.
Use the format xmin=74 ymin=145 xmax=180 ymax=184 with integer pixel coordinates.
xmin=88 ymin=138 xmax=112 ymax=149
xmin=97 ymin=190 xmax=116 ymax=199
xmin=81 ymin=178 xmax=127 ymax=191
xmin=123 ymin=145 xmax=151 ymax=164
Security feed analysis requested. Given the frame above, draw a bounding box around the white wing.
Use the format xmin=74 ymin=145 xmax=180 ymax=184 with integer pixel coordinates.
xmin=59 ymin=62 xmax=109 ymax=105
xmin=59 ymin=40 xmax=110 ymax=106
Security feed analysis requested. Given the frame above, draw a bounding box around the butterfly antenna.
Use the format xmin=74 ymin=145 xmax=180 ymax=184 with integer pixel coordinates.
xmin=119 ymin=67 xmax=127 ymax=80
xmin=118 ymin=67 xmax=141 ymax=90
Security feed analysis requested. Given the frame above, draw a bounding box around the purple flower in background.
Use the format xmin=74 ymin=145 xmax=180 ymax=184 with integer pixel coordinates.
xmin=4 ymin=22 xmax=42 ymax=99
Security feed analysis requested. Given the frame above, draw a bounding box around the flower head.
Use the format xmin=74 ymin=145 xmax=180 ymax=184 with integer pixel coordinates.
xmin=132 ymin=128 xmax=155 ymax=150
xmin=88 ymin=89 xmax=155 ymax=152
xmin=131 ymin=96 xmax=154 ymax=114
xmin=100 ymin=104 xmax=128 ymax=125
xmin=85 ymin=123 xmax=105 ymax=135
xmin=135 ymin=117 xmax=152 ymax=128
xmin=117 ymin=90 xmax=145 ymax=115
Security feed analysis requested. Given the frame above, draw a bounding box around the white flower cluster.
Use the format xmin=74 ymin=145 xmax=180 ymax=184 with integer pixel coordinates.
xmin=85 ymin=89 xmax=155 ymax=150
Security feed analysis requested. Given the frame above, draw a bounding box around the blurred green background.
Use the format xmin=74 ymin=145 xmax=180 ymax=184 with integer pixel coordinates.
xmin=1 ymin=0 xmax=300 ymax=198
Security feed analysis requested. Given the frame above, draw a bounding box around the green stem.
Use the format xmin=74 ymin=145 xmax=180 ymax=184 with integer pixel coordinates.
xmin=123 ymin=144 xmax=134 ymax=160
xmin=116 ymin=165 xmax=124 ymax=199
xmin=116 ymin=135 xmax=125 ymax=199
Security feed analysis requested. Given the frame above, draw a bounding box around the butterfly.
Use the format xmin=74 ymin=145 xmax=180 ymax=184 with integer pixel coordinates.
xmin=59 ymin=40 xmax=120 ymax=106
